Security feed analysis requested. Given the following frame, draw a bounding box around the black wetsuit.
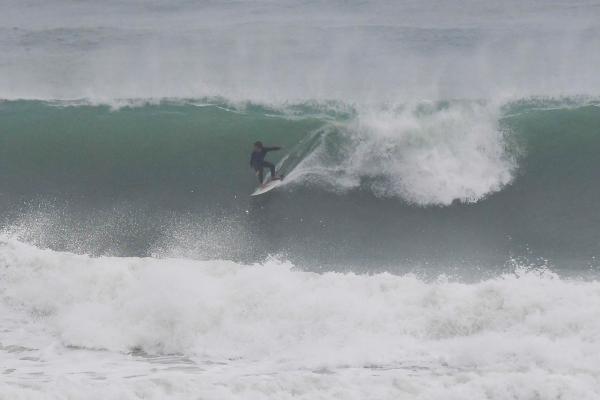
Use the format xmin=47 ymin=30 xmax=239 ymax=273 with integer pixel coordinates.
xmin=250 ymin=147 xmax=280 ymax=183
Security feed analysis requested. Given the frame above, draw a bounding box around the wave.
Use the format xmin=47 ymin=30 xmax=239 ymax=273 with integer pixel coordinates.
xmin=0 ymin=98 xmax=517 ymax=205
xmin=1 ymin=237 xmax=599 ymax=399
xmin=1 ymin=237 xmax=598 ymax=357
xmin=1 ymin=97 xmax=600 ymax=269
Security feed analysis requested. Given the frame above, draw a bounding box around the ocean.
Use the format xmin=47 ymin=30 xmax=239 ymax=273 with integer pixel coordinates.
xmin=1 ymin=1 xmax=600 ymax=399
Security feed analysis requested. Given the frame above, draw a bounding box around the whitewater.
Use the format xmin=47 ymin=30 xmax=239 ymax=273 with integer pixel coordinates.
xmin=2 ymin=0 xmax=600 ymax=399
xmin=2 ymin=238 xmax=600 ymax=399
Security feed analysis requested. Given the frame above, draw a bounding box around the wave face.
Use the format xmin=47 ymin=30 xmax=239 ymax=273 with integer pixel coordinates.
xmin=1 ymin=99 xmax=600 ymax=271
xmin=2 ymin=0 xmax=600 ymax=271
xmin=1 ymin=238 xmax=599 ymax=399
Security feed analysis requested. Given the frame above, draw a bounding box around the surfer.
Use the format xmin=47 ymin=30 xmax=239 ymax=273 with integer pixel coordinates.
xmin=250 ymin=141 xmax=282 ymax=185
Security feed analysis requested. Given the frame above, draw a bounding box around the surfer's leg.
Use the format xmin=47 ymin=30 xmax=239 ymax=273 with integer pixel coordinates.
xmin=263 ymin=161 xmax=276 ymax=179
xmin=257 ymin=167 xmax=264 ymax=184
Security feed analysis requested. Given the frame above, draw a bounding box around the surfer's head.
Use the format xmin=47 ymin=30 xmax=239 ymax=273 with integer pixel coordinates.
xmin=253 ymin=141 xmax=263 ymax=150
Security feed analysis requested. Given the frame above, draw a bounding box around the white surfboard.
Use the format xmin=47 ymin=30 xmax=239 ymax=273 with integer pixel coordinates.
xmin=251 ymin=178 xmax=283 ymax=196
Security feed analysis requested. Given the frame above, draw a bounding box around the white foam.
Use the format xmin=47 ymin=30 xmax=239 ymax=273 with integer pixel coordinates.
xmin=287 ymin=101 xmax=515 ymax=205
xmin=1 ymin=238 xmax=599 ymax=399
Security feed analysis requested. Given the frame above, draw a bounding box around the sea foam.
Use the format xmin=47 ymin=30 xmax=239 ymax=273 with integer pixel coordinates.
xmin=1 ymin=238 xmax=599 ymax=399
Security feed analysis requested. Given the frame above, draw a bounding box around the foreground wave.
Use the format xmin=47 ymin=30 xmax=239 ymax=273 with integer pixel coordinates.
xmin=1 ymin=238 xmax=599 ymax=399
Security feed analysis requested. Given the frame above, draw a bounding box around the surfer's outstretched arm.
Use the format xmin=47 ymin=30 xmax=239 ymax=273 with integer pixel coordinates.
xmin=264 ymin=146 xmax=281 ymax=152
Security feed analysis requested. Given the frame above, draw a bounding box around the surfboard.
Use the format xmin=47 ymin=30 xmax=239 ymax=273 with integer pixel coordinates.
xmin=251 ymin=178 xmax=283 ymax=196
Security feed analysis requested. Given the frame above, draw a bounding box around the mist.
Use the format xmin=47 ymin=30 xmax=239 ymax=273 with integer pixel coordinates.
xmin=2 ymin=0 xmax=600 ymax=102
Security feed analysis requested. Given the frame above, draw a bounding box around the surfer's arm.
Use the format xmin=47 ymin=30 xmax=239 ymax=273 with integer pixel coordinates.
xmin=264 ymin=146 xmax=281 ymax=152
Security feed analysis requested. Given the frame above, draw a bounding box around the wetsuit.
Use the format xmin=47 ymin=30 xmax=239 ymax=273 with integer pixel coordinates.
xmin=250 ymin=147 xmax=281 ymax=184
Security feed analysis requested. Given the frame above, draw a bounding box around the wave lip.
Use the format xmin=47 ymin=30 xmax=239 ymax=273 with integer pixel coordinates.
xmin=2 ymin=0 xmax=600 ymax=102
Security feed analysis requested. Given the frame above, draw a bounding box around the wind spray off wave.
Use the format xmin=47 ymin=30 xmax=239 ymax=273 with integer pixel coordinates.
xmin=2 ymin=0 xmax=600 ymax=101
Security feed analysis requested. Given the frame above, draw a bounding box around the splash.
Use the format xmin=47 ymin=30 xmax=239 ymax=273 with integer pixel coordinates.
xmin=286 ymin=101 xmax=516 ymax=205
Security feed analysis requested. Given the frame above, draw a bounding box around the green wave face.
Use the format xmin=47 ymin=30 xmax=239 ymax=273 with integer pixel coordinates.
xmin=0 ymin=99 xmax=599 ymax=275
xmin=0 ymin=100 xmax=323 ymax=198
